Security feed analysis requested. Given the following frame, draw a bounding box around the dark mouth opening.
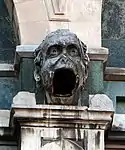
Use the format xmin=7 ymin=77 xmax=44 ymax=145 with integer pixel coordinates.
xmin=53 ymin=68 xmax=76 ymax=96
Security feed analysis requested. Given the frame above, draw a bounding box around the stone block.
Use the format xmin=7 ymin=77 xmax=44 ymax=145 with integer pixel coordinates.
xmin=0 ymin=110 xmax=10 ymax=127
xmin=19 ymin=21 xmax=49 ymax=44
xmin=69 ymin=0 xmax=102 ymax=22
xmin=112 ymin=114 xmax=125 ymax=131
xmin=102 ymin=39 xmax=125 ymax=67
xmin=69 ymin=22 xmax=101 ymax=48
xmin=89 ymin=94 xmax=114 ymax=111
xmin=14 ymin=0 xmax=48 ymax=23
xmin=49 ymin=21 xmax=69 ymax=32
xmin=0 ymin=48 xmax=15 ymax=63
xmin=13 ymin=91 xmax=36 ymax=106
xmin=12 ymin=0 xmax=102 ymax=47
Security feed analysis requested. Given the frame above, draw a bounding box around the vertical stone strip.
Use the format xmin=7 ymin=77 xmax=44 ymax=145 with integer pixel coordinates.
xmin=86 ymin=130 xmax=104 ymax=150
xmin=21 ymin=127 xmax=41 ymax=150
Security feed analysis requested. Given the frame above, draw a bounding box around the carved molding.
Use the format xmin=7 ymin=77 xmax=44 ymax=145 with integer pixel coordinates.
xmin=44 ymin=0 xmax=70 ymax=21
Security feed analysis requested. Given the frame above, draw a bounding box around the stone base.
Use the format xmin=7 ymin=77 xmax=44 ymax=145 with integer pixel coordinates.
xmin=10 ymin=96 xmax=114 ymax=150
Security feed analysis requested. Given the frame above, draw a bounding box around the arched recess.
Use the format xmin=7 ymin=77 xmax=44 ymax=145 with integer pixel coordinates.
xmin=5 ymin=0 xmax=49 ymax=45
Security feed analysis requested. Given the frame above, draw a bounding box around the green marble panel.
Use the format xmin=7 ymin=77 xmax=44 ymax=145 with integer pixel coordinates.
xmin=102 ymin=0 xmax=125 ymax=68
xmin=20 ymin=58 xmax=35 ymax=92
xmin=116 ymin=97 xmax=125 ymax=114
xmin=0 ymin=48 xmax=15 ymax=63
xmin=102 ymin=39 xmax=125 ymax=67
xmin=104 ymin=81 xmax=125 ymax=110
xmin=102 ymin=0 xmax=125 ymax=40
xmin=0 ymin=77 xmax=19 ymax=109
xmin=88 ymin=61 xmax=104 ymax=94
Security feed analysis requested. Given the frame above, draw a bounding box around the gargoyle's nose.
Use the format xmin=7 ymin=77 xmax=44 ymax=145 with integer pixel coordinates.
xmin=61 ymin=57 xmax=67 ymax=63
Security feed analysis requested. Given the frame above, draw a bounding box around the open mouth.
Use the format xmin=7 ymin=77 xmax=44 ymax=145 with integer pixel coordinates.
xmin=53 ymin=68 xmax=76 ymax=97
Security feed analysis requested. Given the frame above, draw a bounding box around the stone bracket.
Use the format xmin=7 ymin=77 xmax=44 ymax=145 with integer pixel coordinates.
xmin=10 ymin=105 xmax=113 ymax=130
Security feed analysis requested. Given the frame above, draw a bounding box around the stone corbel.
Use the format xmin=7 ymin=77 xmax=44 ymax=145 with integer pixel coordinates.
xmin=10 ymin=92 xmax=114 ymax=150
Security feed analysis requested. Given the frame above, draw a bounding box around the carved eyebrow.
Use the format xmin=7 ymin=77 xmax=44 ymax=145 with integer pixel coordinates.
xmin=47 ymin=44 xmax=62 ymax=50
xmin=66 ymin=44 xmax=79 ymax=50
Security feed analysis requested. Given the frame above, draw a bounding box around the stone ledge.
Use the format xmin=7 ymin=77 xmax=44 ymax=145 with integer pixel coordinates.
xmin=14 ymin=45 xmax=109 ymax=72
xmin=88 ymin=47 xmax=108 ymax=62
xmin=89 ymin=94 xmax=114 ymax=112
xmin=10 ymin=104 xmax=113 ymax=129
xmin=0 ymin=64 xmax=16 ymax=77
xmin=104 ymin=67 xmax=125 ymax=81
xmin=15 ymin=45 xmax=108 ymax=60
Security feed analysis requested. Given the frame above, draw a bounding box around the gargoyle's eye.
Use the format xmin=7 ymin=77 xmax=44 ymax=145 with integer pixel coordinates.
xmin=51 ymin=47 xmax=58 ymax=55
xmin=67 ymin=44 xmax=79 ymax=57
xmin=47 ymin=45 xmax=61 ymax=57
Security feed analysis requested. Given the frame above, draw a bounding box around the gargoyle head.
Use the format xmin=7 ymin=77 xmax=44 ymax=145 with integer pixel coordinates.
xmin=34 ymin=29 xmax=89 ymax=105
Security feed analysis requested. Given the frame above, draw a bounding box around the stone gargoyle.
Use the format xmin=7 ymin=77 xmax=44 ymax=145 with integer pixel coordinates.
xmin=34 ymin=29 xmax=89 ymax=105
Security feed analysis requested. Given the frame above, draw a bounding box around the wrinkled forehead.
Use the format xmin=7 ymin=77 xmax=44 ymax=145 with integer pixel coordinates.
xmin=37 ymin=30 xmax=80 ymax=53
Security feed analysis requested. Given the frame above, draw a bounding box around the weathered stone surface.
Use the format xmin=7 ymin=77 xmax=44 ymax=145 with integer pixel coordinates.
xmin=34 ymin=29 xmax=89 ymax=105
xmin=102 ymin=0 xmax=125 ymax=40
xmin=13 ymin=91 xmax=36 ymax=106
xmin=102 ymin=39 xmax=125 ymax=67
xmin=10 ymin=102 xmax=114 ymax=150
xmin=21 ymin=127 xmax=41 ymax=150
xmin=10 ymin=103 xmax=113 ymax=130
xmin=112 ymin=114 xmax=125 ymax=131
xmin=89 ymin=94 xmax=114 ymax=111
xmin=0 ymin=0 xmax=16 ymax=48
xmin=0 ymin=110 xmax=10 ymax=127
xmin=116 ymin=97 xmax=125 ymax=114
xmin=88 ymin=61 xmax=103 ymax=94
xmin=11 ymin=0 xmax=102 ymax=47
xmin=104 ymin=67 xmax=125 ymax=81
xmin=20 ymin=58 xmax=35 ymax=92
xmin=0 ymin=77 xmax=18 ymax=109
xmin=87 ymin=130 xmax=104 ymax=150
xmin=15 ymin=45 xmax=108 ymax=61
xmin=102 ymin=1 xmax=125 ymax=68
xmin=104 ymin=81 xmax=125 ymax=109
xmin=41 ymin=139 xmax=84 ymax=150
